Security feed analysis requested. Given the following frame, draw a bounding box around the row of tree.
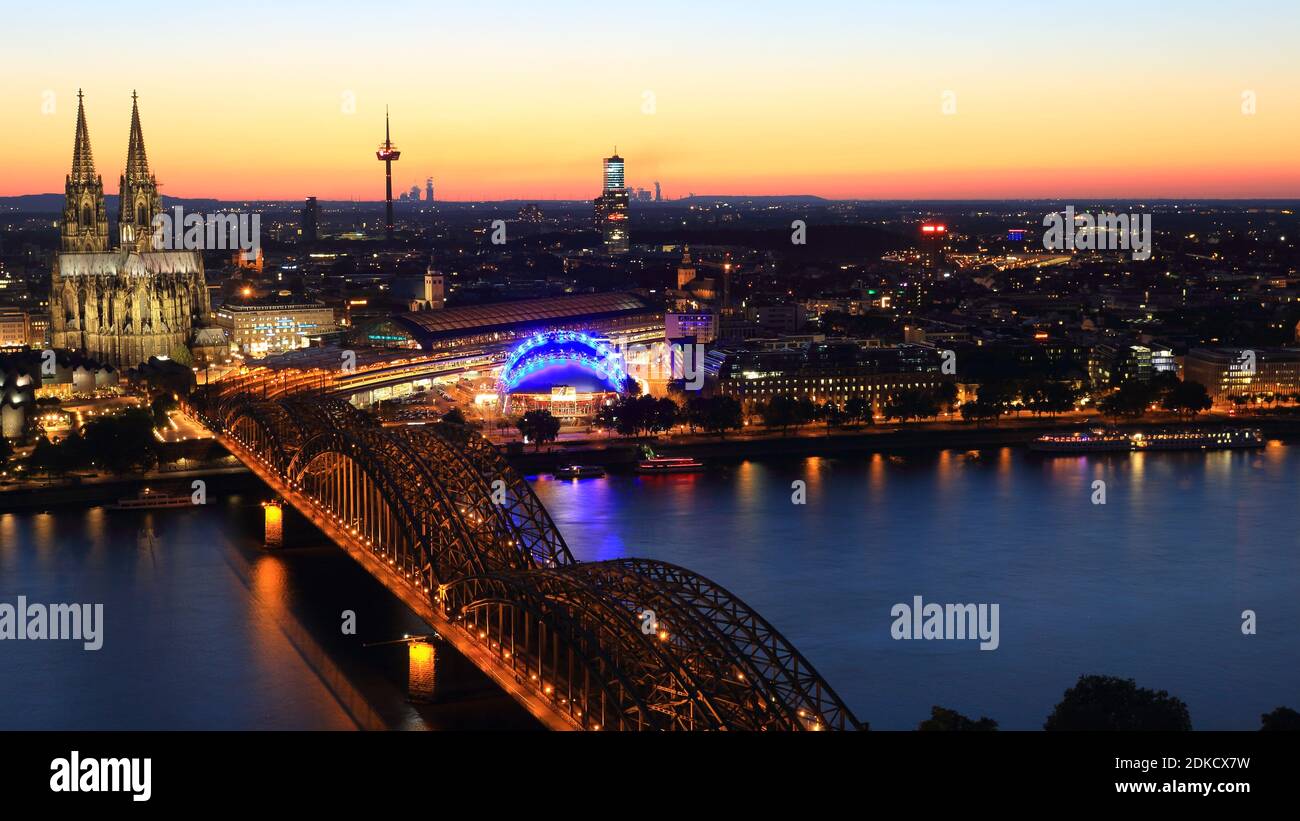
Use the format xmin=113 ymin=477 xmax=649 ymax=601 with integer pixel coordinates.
xmin=1097 ymin=377 xmax=1212 ymax=420
xmin=497 ymin=374 xmax=1218 ymax=447
xmin=918 ymin=674 xmax=1300 ymax=731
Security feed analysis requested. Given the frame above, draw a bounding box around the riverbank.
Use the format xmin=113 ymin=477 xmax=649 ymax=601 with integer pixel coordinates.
xmin=504 ymin=413 xmax=1300 ymax=474
xmin=0 ymin=465 xmax=255 ymax=510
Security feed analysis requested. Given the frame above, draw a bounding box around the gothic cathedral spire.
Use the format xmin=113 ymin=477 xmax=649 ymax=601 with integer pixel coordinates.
xmin=118 ymin=91 xmax=162 ymax=252
xmin=62 ymin=89 xmax=110 ymax=253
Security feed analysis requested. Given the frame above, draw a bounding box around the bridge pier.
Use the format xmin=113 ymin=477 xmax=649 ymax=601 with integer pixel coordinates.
xmin=262 ymin=500 xmax=283 ymax=548
xmin=407 ymin=639 xmax=438 ymax=702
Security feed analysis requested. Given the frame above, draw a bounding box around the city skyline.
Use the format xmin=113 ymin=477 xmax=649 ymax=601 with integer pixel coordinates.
xmin=2 ymin=0 xmax=1299 ymax=202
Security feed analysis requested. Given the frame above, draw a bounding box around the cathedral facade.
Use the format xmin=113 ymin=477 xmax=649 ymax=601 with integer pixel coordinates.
xmin=49 ymin=92 xmax=211 ymax=368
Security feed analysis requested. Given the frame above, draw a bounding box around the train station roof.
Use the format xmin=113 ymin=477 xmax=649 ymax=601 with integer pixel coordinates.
xmin=391 ymin=292 xmax=656 ymax=342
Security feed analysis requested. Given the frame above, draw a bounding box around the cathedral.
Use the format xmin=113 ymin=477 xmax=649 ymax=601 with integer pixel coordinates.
xmin=49 ymin=91 xmax=212 ymax=368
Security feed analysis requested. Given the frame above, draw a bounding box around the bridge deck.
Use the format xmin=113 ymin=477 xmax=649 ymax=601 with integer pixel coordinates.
xmin=215 ymin=429 xmax=581 ymax=731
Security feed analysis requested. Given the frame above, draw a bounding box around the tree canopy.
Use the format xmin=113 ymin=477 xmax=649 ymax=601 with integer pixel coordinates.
xmin=1044 ymin=675 xmax=1192 ymax=731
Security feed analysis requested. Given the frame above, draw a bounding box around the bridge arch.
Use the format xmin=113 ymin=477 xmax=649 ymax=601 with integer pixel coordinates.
xmin=443 ymin=559 xmax=860 ymax=731
xmin=196 ymin=386 xmax=862 ymax=731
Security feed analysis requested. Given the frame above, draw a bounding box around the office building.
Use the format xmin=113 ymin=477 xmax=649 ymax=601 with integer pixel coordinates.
xmin=1184 ymin=347 xmax=1300 ymax=402
xmin=594 ymin=151 xmax=630 ymax=254
xmin=214 ymin=297 xmax=337 ymax=358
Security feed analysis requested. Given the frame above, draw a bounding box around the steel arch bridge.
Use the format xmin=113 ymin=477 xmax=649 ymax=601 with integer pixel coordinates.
xmin=195 ymin=389 xmax=861 ymax=731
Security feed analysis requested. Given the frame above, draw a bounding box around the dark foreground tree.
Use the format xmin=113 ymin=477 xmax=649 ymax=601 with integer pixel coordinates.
xmin=1260 ymin=706 xmax=1300 ymax=731
xmin=1044 ymin=675 xmax=1191 ymax=731
xmin=918 ymin=706 xmax=998 ymax=731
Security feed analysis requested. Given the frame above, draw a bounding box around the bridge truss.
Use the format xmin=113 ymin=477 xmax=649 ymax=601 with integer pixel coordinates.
xmin=196 ymin=388 xmax=862 ymax=731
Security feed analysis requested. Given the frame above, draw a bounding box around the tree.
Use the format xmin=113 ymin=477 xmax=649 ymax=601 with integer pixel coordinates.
xmin=977 ymin=381 xmax=1018 ymax=420
xmin=593 ymin=395 xmax=675 ymax=438
xmin=844 ymin=396 xmax=873 ymax=427
xmin=27 ymin=437 xmax=64 ymax=476
xmin=515 ymin=410 xmax=560 ymax=451
xmin=959 ymin=400 xmax=997 ymax=426
xmin=440 ymin=408 xmax=468 ymax=426
xmin=934 ymin=381 xmax=959 ymax=414
xmin=818 ymin=401 xmax=845 ymax=433
xmin=687 ymin=396 xmax=742 ymax=439
xmin=622 ymin=376 xmax=642 ymax=397
xmin=645 ymin=396 xmax=679 ymax=435
xmin=168 ymin=344 xmax=194 ymax=368
xmin=0 ymin=435 xmax=12 ymax=470
xmin=1043 ymin=381 xmax=1078 ymax=416
xmin=704 ymin=396 xmax=743 ymax=438
xmin=1161 ymin=380 xmax=1212 ymax=419
xmin=1044 ymin=675 xmax=1192 ymax=731
xmin=1260 ymin=706 xmax=1300 ymax=731
xmin=81 ymin=410 xmax=159 ymax=474
xmin=884 ymin=388 xmax=941 ymax=423
xmin=593 ymin=402 xmax=620 ymax=436
xmin=150 ymin=393 xmax=179 ymax=428
xmin=918 ymin=706 xmax=998 ymax=732
xmin=1099 ymin=381 xmax=1153 ymax=420
xmin=761 ymin=395 xmax=802 ymax=435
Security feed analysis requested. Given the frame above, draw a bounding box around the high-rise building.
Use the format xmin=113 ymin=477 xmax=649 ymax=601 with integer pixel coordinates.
xmin=302 ymin=196 xmax=320 ymax=244
xmin=594 ymin=151 xmax=629 ymax=254
xmin=603 ymin=153 xmax=625 ymax=191
xmin=654 ymin=181 xmax=662 ymax=202
xmin=919 ymin=223 xmax=948 ymax=270
xmin=375 ymin=108 xmax=401 ymax=241
xmin=426 ymin=177 xmax=434 ymax=202
xmin=49 ymin=91 xmax=212 ymax=367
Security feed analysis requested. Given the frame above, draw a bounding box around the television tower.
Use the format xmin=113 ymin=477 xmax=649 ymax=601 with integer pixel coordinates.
xmin=375 ymin=107 xmax=401 ymax=241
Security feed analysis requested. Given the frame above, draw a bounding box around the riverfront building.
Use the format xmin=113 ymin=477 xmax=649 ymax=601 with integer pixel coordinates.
xmin=705 ymin=341 xmax=951 ymax=411
xmin=1184 ymin=347 xmax=1300 ymax=403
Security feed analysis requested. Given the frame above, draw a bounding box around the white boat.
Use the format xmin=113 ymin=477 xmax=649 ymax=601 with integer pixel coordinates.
xmin=109 ymin=487 xmax=195 ymax=510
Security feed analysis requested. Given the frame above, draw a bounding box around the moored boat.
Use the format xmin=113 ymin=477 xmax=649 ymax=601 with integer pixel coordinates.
xmin=1132 ymin=429 xmax=1263 ymax=451
xmin=635 ymin=456 xmax=705 ymax=474
xmin=1030 ymin=427 xmax=1264 ymax=454
xmin=1029 ymin=429 xmax=1131 ymax=453
xmin=109 ymin=486 xmax=196 ymax=510
xmin=554 ymin=464 xmax=607 ymax=479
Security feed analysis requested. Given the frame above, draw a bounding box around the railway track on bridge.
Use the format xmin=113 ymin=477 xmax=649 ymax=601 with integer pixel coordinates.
xmin=190 ymin=387 xmax=863 ymax=731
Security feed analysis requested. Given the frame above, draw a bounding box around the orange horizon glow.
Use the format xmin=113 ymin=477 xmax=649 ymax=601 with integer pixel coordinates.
xmin=3 ymin=2 xmax=1298 ymax=202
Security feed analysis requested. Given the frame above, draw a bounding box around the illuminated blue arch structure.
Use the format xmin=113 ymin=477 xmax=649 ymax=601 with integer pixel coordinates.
xmin=499 ymin=331 xmax=628 ymax=396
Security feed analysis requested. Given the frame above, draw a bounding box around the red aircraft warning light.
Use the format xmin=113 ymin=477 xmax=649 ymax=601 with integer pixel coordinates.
xmin=376 ymin=107 xmax=401 ymax=162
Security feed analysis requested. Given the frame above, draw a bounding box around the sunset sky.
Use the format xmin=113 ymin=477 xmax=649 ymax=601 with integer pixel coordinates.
xmin=3 ymin=0 xmax=1298 ymax=201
